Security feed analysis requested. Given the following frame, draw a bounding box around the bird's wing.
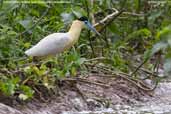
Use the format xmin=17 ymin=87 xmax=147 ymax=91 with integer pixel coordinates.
xmin=25 ymin=33 xmax=71 ymax=56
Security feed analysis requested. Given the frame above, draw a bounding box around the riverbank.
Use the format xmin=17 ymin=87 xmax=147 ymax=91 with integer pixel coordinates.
xmin=0 ymin=74 xmax=170 ymax=114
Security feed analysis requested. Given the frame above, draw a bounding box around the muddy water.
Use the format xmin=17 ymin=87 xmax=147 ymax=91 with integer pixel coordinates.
xmin=1 ymin=82 xmax=171 ymax=114
xmin=62 ymin=82 xmax=171 ymax=114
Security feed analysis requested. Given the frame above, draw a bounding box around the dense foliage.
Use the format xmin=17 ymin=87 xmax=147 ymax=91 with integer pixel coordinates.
xmin=0 ymin=0 xmax=171 ymax=100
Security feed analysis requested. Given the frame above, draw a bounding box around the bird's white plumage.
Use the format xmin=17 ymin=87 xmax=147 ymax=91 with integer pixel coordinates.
xmin=25 ymin=20 xmax=85 ymax=57
xmin=25 ymin=33 xmax=71 ymax=56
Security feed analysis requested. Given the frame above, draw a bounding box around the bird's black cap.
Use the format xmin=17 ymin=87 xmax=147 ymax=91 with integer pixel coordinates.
xmin=78 ymin=16 xmax=88 ymax=21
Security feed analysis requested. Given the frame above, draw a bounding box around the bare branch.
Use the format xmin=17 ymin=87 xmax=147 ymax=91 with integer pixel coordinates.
xmin=93 ymin=8 xmax=120 ymax=29
xmin=123 ymin=12 xmax=145 ymax=16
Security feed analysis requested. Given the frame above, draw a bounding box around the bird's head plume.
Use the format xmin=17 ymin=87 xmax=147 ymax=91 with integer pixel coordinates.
xmin=78 ymin=16 xmax=101 ymax=36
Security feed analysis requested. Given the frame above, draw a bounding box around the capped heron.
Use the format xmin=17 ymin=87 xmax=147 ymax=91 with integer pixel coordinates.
xmin=25 ymin=16 xmax=100 ymax=57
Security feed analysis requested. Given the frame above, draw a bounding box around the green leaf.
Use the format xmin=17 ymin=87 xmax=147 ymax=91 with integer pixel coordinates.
xmin=33 ymin=0 xmax=48 ymax=7
xmin=24 ymin=42 xmax=31 ymax=48
xmin=20 ymin=85 xmax=34 ymax=98
xmin=19 ymin=19 xmax=32 ymax=29
xmin=108 ymin=22 xmax=119 ymax=34
xmin=5 ymin=81 xmax=15 ymax=95
xmin=12 ymin=77 xmax=20 ymax=85
xmin=7 ymin=31 xmax=17 ymax=35
xmin=126 ymin=28 xmax=152 ymax=41
xmin=164 ymin=58 xmax=171 ymax=76
xmin=61 ymin=12 xmax=74 ymax=24
xmin=76 ymin=58 xmax=86 ymax=65
xmin=0 ymin=77 xmax=20 ymax=96
xmin=143 ymin=49 xmax=152 ymax=61
xmin=71 ymin=66 xmax=77 ymax=76
xmin=151 ymin=41 xmax=168 ymax=55
xmin=71 ymin=10 xmax=82 ymax=18
xmin=156 ymin=25 xmax=171 ymax=41
xmin=168 ymin=38 xmax=171 ymax=46
xmin=148 ymin=10 xmax=162 ymax=23
xmin=19 ymin=93 xmax=29 ymax=100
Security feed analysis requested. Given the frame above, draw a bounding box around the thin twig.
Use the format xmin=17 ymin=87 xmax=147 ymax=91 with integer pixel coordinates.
xmin=133 ymin=65 xmax=159 ymax=77
xmin=131 ymin=59 xmax=148 ymax=76
xmin=77 ymin=77 xmax=110 ymax=88
xmin=0 ymin=56 xmax=27 ymax=61
xmin=95 ymin=64 xmax=157 ymax=91
xmin=84 ymin=57 xmax=111 ymax=62
xmin=123 ymin=12 xmax=145 ymax=16
xmin=61 ymin=77 xmax=110 ymax=88
xmin=33 ymin=86 xmax=50 ymax=102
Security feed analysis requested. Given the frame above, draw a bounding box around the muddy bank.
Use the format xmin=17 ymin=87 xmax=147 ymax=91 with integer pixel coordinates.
xmin=0 ymin=75 xmax=170 ymax=114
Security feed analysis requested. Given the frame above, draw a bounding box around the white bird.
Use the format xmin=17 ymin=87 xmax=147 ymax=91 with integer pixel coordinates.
xmin=25 ymin=16 xmax=100 ymax=57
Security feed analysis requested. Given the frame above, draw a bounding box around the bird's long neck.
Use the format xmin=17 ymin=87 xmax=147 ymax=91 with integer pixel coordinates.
xmin=68 ymin=20 xmax=84 ymax=43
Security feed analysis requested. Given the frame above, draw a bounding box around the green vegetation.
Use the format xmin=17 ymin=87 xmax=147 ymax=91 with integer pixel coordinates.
xmin=0 ymin=0 xmax=171 ymax=100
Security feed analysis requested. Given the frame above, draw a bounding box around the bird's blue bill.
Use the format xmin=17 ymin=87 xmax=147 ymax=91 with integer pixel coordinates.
xmin=84 ymin=21 xmax=101 ymax=36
